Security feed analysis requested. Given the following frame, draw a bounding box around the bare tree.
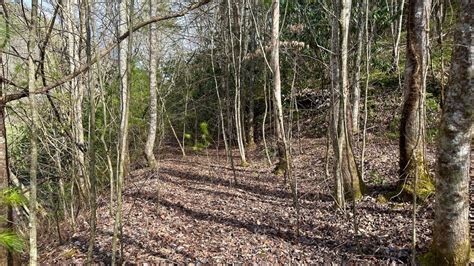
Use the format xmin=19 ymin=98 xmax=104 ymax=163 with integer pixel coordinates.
xmin=86 ymin=0 xmax=98 ymax=262
xmin=112 ymin=0 xmax=132 ymax=263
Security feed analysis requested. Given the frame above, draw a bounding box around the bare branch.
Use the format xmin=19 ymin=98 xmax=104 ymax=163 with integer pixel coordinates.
xmin=2 ymin=0 xmax=211 ymax=104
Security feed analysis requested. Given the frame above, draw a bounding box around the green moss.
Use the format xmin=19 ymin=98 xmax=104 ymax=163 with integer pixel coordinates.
xmin=400 ymin=174 xmax=435 ymax=201
xmin=422 ymin=240 xmax=471 ymax=265
xmin=240 ymin=161 xmax=250 ymax=168
xmin=273 ymin=166 xmax=285 ymax=176
xmin=353 ymin=189 xmax=363 ymax=201
xmin=395 ymin=154 xmax=435 ymax=202
xmin=376 ymin=194 xmax=388 ymax=204
xmin=419 ymin=251 xmax=435 ymax=266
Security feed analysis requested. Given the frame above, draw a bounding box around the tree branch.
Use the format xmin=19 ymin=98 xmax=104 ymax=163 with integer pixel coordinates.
xmin=2 ymin=0 xmax=211 ymax=104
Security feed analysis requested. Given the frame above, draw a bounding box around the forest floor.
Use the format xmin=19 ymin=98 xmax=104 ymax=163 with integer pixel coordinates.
xmin=38 ymin=135 xmax=436 ymax=264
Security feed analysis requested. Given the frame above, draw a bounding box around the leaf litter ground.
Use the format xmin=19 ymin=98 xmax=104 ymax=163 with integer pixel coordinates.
xmin=39 ymin=136 xmax=434 ymax=264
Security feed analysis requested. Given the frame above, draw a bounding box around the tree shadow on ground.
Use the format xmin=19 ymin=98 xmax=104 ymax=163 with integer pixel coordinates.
xmin=158 ymin=167 xmax=331 ymax=203
xmin=161 ymin=158 xmax=269 ymax=174
xmin=132 ymin=189 xmax=329 ymax=247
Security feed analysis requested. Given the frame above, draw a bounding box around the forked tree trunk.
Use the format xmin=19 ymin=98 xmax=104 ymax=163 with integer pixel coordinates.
xmin=66 ymin=0 xmax=88 ymax=195
xmin=391 ymin=0 xmax=405 ymax=72
xmin=145 ymin=0 xmax=158 ymax=169
xmin=431 ymin=0 xmax=472 ymax=263
xmin=330 ymin=0 xmax=344 ymax=207
xmin=112 ymin=0 xmax=131 ymax=263
xmin=331 ymin=0 xmax=363 ymax=205
xmin=398 ymin=0 xmax=432 ymax=200
xmin=228 ymin=0 xmax=248 ymax=166
xmin=340 ymin=0 xmax=363 ymax=200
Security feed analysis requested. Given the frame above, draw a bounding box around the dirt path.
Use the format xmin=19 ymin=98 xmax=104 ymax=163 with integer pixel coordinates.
xmin=39 ymin=137 xmax=434 ymax=264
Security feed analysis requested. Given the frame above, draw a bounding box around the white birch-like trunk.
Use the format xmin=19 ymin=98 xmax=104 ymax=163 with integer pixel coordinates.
xmin=351 ymin=3 xmax=363 ymax=134
xmin=145 ymin=0 xmax=158 ymax=169
xmin=271 ymin=0 xmax=288 ymax=175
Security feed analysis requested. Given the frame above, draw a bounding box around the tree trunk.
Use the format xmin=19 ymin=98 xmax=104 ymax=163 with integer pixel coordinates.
xmin=227 ymin=0 xmax=248 ymax=166
xmin=112 ymin=0 xmax=132 ymax=263
xmin=145 ymin=0 xmax=158 ymax=169
xmin=398 ymin=0 xmax=432 ymax=200
xmin=330 ymin=0 xmax=344 ymax=207
xmin=86 ymin=0 xmax=97 ymax=262
xmin=67 ymin=0 xmax=88 ymax=195
xmin=247 ymin=77 xmax=256 ymax=148
xmin=391 ymin=0 xmax=405 ymax=72
xmin=431 ymin=0 xmax=472 ymax=263
xmin=271 ymin=0 xmax=288 ymax=176
xmin=340 ymin=0 xmax=363 ymax=200
xmin=351 ymin=1 xmax=363 ymax=134
xmin=0 ymin=106 xmax=12 ymax=265
xmin=0 ymin=6 xmax=13 ymax=262
xmin=27 ymin=0 xmax=39 ymax=264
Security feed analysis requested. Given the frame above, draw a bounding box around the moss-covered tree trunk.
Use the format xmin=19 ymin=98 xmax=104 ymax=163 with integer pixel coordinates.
xmin=338 ymin=0 xmax=364 ymax=201
xmin=398 ymin=0 xmax=432 ymax=200
xmin=431 ymin=0 xmax=472 ymax=263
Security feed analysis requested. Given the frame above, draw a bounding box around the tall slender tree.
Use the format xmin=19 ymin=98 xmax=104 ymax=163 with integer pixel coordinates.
xmin=0 ymin=1 xmax=12 ymax=264
xmin=86 ymin=0 xmax=98 ymax=262
xmin=390 ymin=0 xmax=405 ymax=72
xmin=27 ymin=0 xmax=39 ymax=264
xmin=271 ymin=0 xmax=288 ymax=176
xmin=112 ymin=0 xmax=132 ymax=263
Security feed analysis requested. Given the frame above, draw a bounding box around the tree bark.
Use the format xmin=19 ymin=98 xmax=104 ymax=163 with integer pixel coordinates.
xmin=0 ymin=106 xmax=11 ymax=266
xmin=351 ymin=1 xmax=363 ymax=134
xmin=65 ymin=0 xmax=87 ymax=197
xmin=0 ymin=3 xmax=13 ymax=263
xmin=391 ymin=0 xmax=405 ymax=72
xmin=398 ymin=0 xmax=432 ymax=200
xmin=112 ymin=0 xmax=132 ymax=263
xmin=227 ymin=0 xmax=248 ymax=166
xmin=86 ymin=0 xmax=97 ymax=262
xmin=145 ymin=0 xmax=158 ymax=169
xmin=431 ymin=0 xmax=472 ymax=263
xmin=27 ymin=0 xmax=39 ymax=264
xmin=271 ymin=0 xmax=288 ymax=176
